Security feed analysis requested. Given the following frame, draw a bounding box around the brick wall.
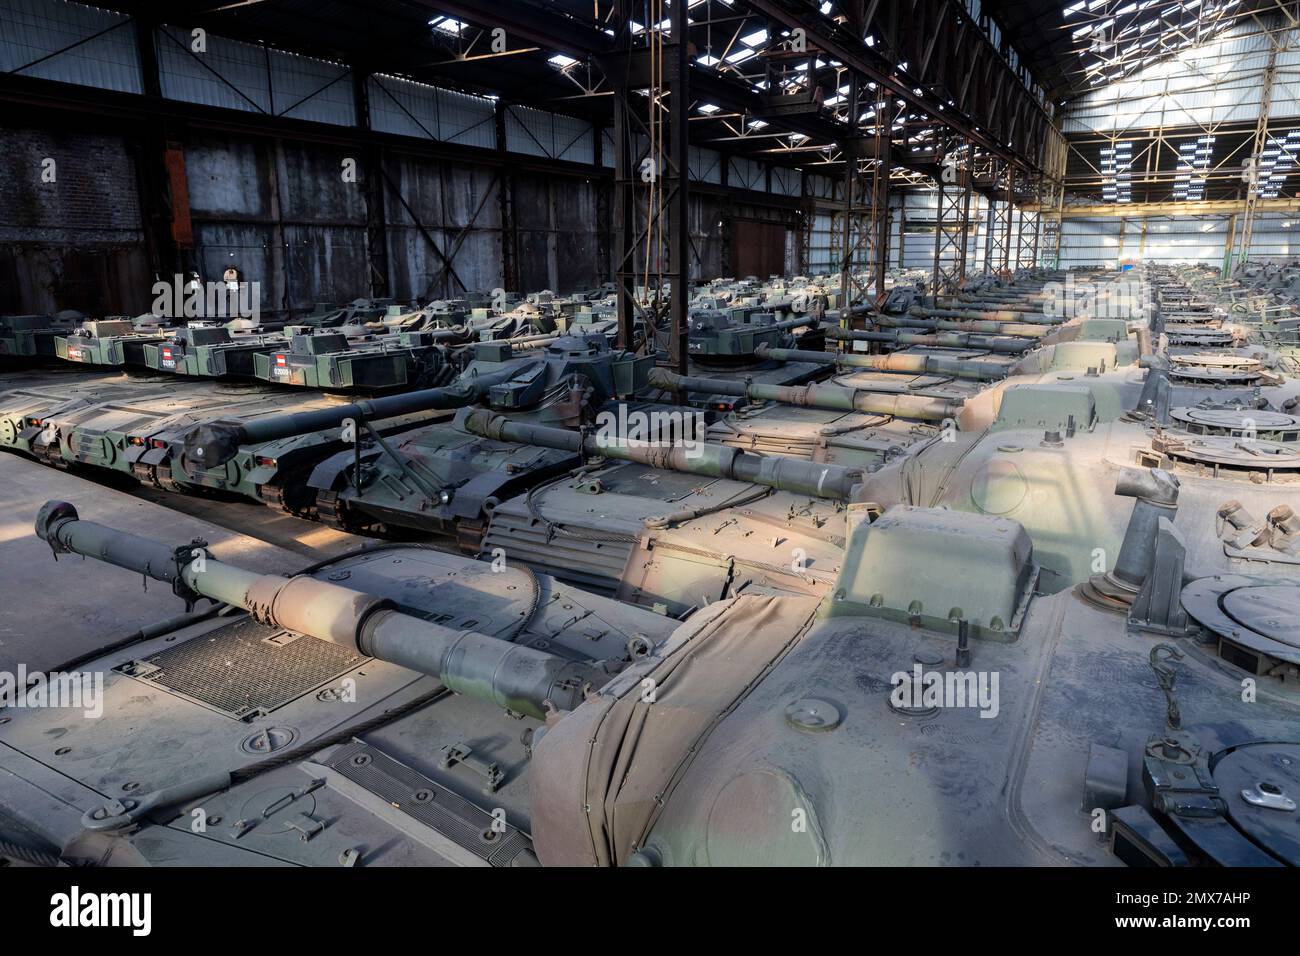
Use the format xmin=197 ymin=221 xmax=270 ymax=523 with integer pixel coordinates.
xmin=0 ymin=127 xmax=150 ymax=315
xmin=0 ymin=127 xmax=143 ymax=243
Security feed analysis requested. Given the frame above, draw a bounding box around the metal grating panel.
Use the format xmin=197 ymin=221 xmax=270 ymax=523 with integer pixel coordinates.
xmin=121 ymin=619 xmax=364 ymax=719
xmin=329 ymin=740 xmax=532 ymax=866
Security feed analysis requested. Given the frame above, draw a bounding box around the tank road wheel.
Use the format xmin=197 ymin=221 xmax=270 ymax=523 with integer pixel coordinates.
xmin=255 ymin=465 xmax=318 ymax=517
xmin=316 ymin=489 xmax=372 ymax=534
xmin=130 ymin=462 xmax=160 ymax=488
xmin=258 ymin=477 xmax=317 ymax=517
xmin=36 ymin=442 xmax=68 ymax=469
xmin=157 ymin=471 xmax=187 ymax=495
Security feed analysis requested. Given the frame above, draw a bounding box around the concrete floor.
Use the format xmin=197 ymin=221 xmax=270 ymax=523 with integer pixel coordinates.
xmin=0 ymin=453 xmax=375 ymax=673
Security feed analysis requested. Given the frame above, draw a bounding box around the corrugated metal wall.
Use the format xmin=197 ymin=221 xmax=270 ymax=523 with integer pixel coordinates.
xmin=1058 ymin=213 xmax=1300 ymax=268
xmin=0 ymin=0 xmax=837 ymax=310
xmin=155 ymin=25 xmax=358 ymax=124
xmin=0 ymin=0 xmax=141 ymax=93
xmin=185 ymin=135 xmax=373 ymax=313
xmin=804 ymin=190 xmax=998 ymax=279
xmin=1064 ymin=25 xmax=1300 ymax=135
xmin=505 ymin=105 xmax=594 ymax=164
xmin=369 ymin=75 xmax=496 ymax=147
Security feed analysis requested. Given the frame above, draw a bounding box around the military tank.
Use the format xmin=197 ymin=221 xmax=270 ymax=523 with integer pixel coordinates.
xmin=7 ymin=267 xmax=1300 ymax=870
xmin=54 ymin=318 xmax=172 ymax=366
xmin=16 ymin=446 xmax=1300 ymax=867
xmin=141 ymin=324 xmax=287 ymax=378
xmin=180 ymin=334 xmax=655 ymax=543
xmin=0 ymin=312 xmax=82 ymax=360
xmin=466 ymin=410 xmax=862 ymax=615
xmin=0 ymin=371 xmax=471 ymax=517
xmin=249 ymin=327 xmax=457 ymax=391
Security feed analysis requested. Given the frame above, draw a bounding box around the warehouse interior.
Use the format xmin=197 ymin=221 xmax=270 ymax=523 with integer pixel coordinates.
xmin=3 ymin=1 xmax=1300 ymax=879
xmin=4 ymin=0 xmax=1296 ymax=320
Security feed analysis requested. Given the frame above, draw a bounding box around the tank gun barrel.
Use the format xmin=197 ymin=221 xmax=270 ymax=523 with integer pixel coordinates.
xmin=755 ymin=344 xmax=1009 ymax=381
xmin=823 ymin=326 xmax=1033 ymax=354
xmin=873 ymin=314 xmax=1049 ymax=338
xmin=183 ymin=363 xmax=531 ymax=469
xmin=765 ymin=314 xmax=820 ymax=332
xmin=647 ymin=368 xmax=961 ymax=422
xmin=34 ymin=501 xmax=595 ymax=720
xmin=912 ymin=306 xmax=1062 ymax=325
xmin=461 ymin=409 xmax=864 ymax=500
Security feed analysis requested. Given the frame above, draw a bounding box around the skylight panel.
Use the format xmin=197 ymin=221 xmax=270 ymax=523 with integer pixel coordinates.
xmin=1259 ymin=131 xmax=1300 ymax=199
xmin=1101 ymin=141 xmax=1133 ymax=203
xmin=1173 ymin=135 xmax=1213 ymax=201
xmin=428 ymin=17 xmax=466 ymax=36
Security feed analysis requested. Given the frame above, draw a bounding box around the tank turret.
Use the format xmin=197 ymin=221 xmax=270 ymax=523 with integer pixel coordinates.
xmin=461 ymin=408 xmax=865 ymax=500
xmin=251 ymin=327 xmax=455 ymax=390
xmin=755 ymin=343 xmax=1011 ymax=382
xmin=285 ymin=334 xmax=656 ymax=538
xmin=142 ymin=324 xmax=286 ymax=378
xmin=55 ymin=319 xmax=171 ymax=366
xmin=647 ymin=368 xmax=962 ymax=422
xmin=0 ymin=314 xmax=64 ymax=359
xmin=824 ymin=325 xmax=1034 ymax=354
xmin=680 ymin=308 xmax=821 ymax=360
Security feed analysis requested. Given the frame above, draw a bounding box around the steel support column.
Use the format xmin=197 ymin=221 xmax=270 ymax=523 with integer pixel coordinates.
xmin=932 ymin=136 xmax=970 ymax=296
xmin=838 ymin=74 xmax=860 ymax=317
xmin=355 ymin=70 xmax=390 ymax=299
xmin=667 ymin=0 xmax=690 ymax=374
xmin=1235 ymin=21 xmax=1285 ymax=273
xmin=609 ymin=0 xmax=638 ymax=350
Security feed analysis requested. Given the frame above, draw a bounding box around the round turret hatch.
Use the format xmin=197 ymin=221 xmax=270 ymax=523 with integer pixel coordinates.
xmin=1170 ymin=353 xmax=1261 ymax=370
xmin=1172 ymin=407 xmax=1300 ymax=433
xmin=1181 ymin=576 xmax=1300 ymax=672
xmin=1214 ymin=743 xmax=1300 ymax=866
xmin=1221 ymin=585 xmax=1300 ymax=649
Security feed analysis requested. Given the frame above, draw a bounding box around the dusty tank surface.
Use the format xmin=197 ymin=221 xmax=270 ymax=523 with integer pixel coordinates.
xmin=5 ymin=267 xmax=1300 ymax=871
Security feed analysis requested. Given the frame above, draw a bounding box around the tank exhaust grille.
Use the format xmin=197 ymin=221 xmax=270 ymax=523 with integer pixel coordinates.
xmin=118 ymin=618 xmax=364 ymax=719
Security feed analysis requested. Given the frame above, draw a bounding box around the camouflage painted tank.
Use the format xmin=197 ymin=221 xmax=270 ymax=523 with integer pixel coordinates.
xmin=182 ymin=334 xmax=655 ymax=542
xmin=21 ymin=428 xmax=1300 ymax=866
xmin=0 ymin=372 xmax=454 ymax=515
xmin=141 ymin=324 xmax=287 ymax=378
xmin=54 ymin=319 xmax=171 ymax=366
xmin=0 ymin=311 xmax=81 ymax=359
xmin=250 ymin=327 xmax=457 ymax=390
